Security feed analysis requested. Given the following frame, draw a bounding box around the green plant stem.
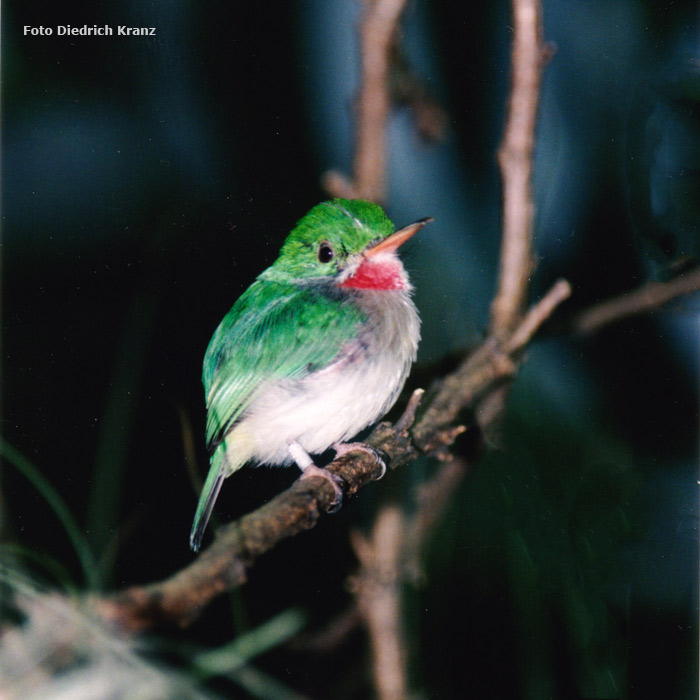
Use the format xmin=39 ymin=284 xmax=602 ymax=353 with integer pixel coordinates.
xmin=0 ymin=438 xmax=101 ymax=590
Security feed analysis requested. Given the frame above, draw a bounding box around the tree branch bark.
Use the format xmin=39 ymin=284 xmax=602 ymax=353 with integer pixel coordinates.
xmin=490 ymin=0 xmax=546 ymax=339
xmin=570 ymin=267 xmax=700 ymax=335
xmin=323 ymin=0 xmax=411 ymax=203
xmin=350 ymin=507 xmax=407 ymax=700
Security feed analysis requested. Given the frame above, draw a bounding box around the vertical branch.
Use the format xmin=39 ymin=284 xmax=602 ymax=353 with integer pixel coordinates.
xmin=323 ymin=0 xmax=410 ymax=203
xmin=490 ymin=0 xmax=546 ymax=338
xmin=348 ymin=462 xmax=470 ymax=700
xmin=354 ymin=0 xmax=408 ymax=201
xmin=350 ymin=507 xmax=408 ymax=700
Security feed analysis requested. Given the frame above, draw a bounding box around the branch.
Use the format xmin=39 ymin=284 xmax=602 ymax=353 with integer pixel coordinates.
xmin=506 ymin=278 xmax=572 ymax=352
xmin=95 ymin=278 xmax=569 ymax=634
xmin=288 ymin=606 xmax=362 ymax=653
xmin=95 ymin=432 xmax=406 ymax=633
xmin=348 ymin=455 xmax=469 ymax=700
xmin=349 ymin=507 xmax=407 ymax=700
xmin=323 ymin=0 xmax=411 ymax=203
xmin=490 ymin=0 xmax=547 ymax=338
xmin=403 ymin=457 xmax=468 ymax=581
xmin=571 ymin=267 xmax=700 ymax=335
xmin=390 ymin=42 xmax=448 ymax=143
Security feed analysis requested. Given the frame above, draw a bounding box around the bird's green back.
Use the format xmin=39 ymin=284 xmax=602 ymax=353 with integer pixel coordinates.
xmin=203 ymin=280 xmax=365 ymax=450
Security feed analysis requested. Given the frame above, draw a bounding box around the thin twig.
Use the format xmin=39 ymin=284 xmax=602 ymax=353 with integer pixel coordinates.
xmin=506 ymin=278 xmax=572 ymax=353
xmin=413 ymin=277 xmax=567 ymax=450
xmin=288 ymin=607 xmax=362 ymax=653
xmin=390 ymin=42 xmax=449 ymax=142
xmin=490 ymin=0 xmax=546 ymax=338
xmin=355 ymin=0 xmax=409 ymax=201
xmin=320 ymin=171 xmax=358 ymax=200
xmin=571 ymin=267 xmax=700 ymax=335
xmin=393 ymin=388 xmax=425 ymax=432
xmin=403 ymin=458 xmax=468 ymax=581
xmin=349 ymin=506 xmax=407 ymax=700
xmin=324 ymin=0 xmax=410 ymax=202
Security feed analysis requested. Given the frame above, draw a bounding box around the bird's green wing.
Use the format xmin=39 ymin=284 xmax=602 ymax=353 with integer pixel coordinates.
xmin=203 ymin=278 xmax=365 ymax=451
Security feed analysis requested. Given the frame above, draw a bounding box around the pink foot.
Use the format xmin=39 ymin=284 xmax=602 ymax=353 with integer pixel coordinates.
xmin=299 ymin=463 xmax=344 ymax=511
xmin=288 ymin=440 xmax=344 ymax=511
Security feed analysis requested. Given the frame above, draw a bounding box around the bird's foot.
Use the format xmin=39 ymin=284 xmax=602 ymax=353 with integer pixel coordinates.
xmin=333 ymin=442 xmax=387 ymax=480
xmin=289 ymin=441 xmax=344 ymax=512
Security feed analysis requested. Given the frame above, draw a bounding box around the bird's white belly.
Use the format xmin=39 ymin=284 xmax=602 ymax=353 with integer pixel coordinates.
xmin=242 ymin=350 xmax=406 ymax=465
xmin=231 ymin=289 xmax=419 ymax=467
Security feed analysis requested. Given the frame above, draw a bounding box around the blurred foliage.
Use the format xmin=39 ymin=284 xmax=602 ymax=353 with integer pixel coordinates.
xmin=2 ymin=1 xmax=698 ymax=698
xmin=0 ymin=566 xmax=309 ymax=699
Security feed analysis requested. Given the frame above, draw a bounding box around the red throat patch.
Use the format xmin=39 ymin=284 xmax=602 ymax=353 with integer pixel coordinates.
xmin=338 ymin=257 xmax=406 ymax=291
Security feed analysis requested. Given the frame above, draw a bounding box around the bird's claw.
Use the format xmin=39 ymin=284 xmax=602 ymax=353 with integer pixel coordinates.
xmin=333 ymin=442 xmax=387 ymax=480
xmin=298 ymin=463 xmax=345 ymax=512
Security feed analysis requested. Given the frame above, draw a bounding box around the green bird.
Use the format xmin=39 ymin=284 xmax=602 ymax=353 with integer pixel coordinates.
xmin=190 ymin=199 xmax=429 ymax=551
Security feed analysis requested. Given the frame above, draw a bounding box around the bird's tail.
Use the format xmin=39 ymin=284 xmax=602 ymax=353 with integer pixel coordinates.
xmin=189 ymin=445 xmax=228 ymax=552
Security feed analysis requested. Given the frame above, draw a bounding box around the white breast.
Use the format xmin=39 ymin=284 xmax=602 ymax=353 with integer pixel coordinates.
xmin=234 ymin=288 xmax=420 ymax=466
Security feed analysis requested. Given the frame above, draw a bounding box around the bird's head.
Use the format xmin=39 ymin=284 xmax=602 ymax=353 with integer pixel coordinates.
xmin=270 ymin=199 xmax=430 ymax=291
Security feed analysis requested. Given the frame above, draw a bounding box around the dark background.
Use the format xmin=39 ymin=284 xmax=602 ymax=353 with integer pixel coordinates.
xmin=2 ymin=1 xmax=699 ymax=698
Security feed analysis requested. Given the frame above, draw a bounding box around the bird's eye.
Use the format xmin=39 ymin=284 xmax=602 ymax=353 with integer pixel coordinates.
xmin=317 ymin=241 xmax=334 ymax=263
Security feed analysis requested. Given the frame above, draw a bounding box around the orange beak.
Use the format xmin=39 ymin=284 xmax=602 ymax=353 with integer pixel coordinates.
xmin=364 ymin=217 xmax=433 ymax=258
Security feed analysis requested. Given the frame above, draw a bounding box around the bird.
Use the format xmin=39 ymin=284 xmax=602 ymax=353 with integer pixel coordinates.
xmin=190 ymin=198 xmax=429 ymax=551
